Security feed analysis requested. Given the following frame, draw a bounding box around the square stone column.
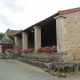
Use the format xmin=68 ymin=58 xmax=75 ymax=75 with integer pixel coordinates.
xmin=14 ymin=36 xmax=18 ymax=53
xmin=14 ymin=36 xmax=22 ymax=53
xmin=34 ymin=26 xmax=41 ymax=52
xmin=54 ymin=15 xmax=66 ymax=52
xmin=0 ymin=45 xmax=2 ymax=53
xmin=22 ymin=32 xmax=28 ymax=50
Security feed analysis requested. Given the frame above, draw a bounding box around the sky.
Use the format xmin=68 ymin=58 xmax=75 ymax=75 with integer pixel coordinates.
xmin=0 ymin=0 xmax=80 ymax=33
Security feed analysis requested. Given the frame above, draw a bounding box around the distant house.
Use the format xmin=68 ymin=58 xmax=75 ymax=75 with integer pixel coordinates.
xmin=14 ymin=7 xmax=80 ymax=61
xmin=0 ymin=29 xmax=22 ymax=53
xmin=7 ymin=29 xmax=22 ymax=35
xmin=0 ymin=35 xmax=13 ymax=53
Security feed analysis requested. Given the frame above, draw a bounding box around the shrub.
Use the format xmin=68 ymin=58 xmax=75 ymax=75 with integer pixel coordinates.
xmin=50 ymin=46 xmax=57 ymax=52
xmin=5 ymin=49 xmax=12 ymax=53
xmin=37 ymin=47 xmax=43 ymax=53
xmin=37 ymin=46 xmax=57 ymax=53
xmin=19 ymin=48 xmax=34 ymax=53
xmin=23 ymin=49 xmax=28 ymax=53
xmin=37 ymin=46 xmax=51 ymax=53
xmin=28 ymin=48 xmax=34 ymax=53
xmin=18 ymin=49 xmax=22 ymax=53
xmin=43 ymin=46 xmax=51 ymax=53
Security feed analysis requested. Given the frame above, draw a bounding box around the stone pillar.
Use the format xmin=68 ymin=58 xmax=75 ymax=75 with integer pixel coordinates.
xmin=54 ymin=15 xmax=66 ymax=52
xmin=14 ymin=36 xmax=17 ymax=53
xmin=22 ymin=32 xmax=28 ymax=50
xmin=34 ymin=26 xmax=41 ymax=52
xmin=0 ymin=45 xmax=2 ymax=53
xmin=14 ymin=36 xmax=22 ymax=53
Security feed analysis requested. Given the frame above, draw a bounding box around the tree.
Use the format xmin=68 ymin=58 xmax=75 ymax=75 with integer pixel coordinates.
xmin=0 ymin=33 xmax=5 ymax=40
xmin=0 ymin=29 xmax=14 ymax=41
xmin=6 ymin=32 xmax=14 ymax=41
xmin=5 ymin=28 xmax=14 ymax=41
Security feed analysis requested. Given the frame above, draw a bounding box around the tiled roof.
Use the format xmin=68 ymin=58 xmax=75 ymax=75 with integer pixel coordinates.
xmin=9 ymin=30 xmax=22 ymax=35
xmin=15 ymin=7 xmax=80 ymax=36
xmin=58 ymin=7 xmax=80 ymax=15
xmin=0 ymin=35 xmax=13 ymax=44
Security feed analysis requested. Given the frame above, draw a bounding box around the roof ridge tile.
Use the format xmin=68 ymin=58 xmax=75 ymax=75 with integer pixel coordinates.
xmin=58 ymin=7 xmax=80 ymax=15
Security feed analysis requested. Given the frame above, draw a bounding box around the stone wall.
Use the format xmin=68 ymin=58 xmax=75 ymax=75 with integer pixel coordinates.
xmin=62 ymin=11 xmax=80 ymax=61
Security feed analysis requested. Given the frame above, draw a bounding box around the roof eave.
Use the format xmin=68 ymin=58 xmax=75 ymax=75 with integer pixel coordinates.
xmin=14 ymin=13 xmax=59 ymax=36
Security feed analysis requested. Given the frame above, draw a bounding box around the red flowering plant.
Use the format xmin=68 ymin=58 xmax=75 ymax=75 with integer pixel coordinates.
xmin=18 ymin=49 xmax=22 ymax=53
xmin=37 ymin=46 xmax=57 ymax=53
xmin=23 ymin=49 xmax=28 ymax=53
xmin=37 ymin=47 xmax=42 ymax=53
xmin=22 ymin=48 xmax=34 ymax=53
xmin=28 ymin=48 xmax=34 ymax=53
xmin=37 ymin=46 xmax=51 ymax=53
xmin=43 ymin=46 xmax=51 ymax=53
xmin=5 ymin=49 xmax=12 ymax=53
xmin=50 ymin=46 xmax=57 ymax=52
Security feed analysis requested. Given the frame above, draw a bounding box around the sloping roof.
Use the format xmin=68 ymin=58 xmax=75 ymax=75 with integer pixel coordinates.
xmin=58 ymin=7 xmax=80 ymax=15
xmin=15 ymin=7 xmax=80 ymax=36
xmin=9 ymin=29 xmax=22 ymax=35
xmin=14 ymin=13 xmax=58 ymax=36
xmin=0 ymin=35 xmax=13 ymax=44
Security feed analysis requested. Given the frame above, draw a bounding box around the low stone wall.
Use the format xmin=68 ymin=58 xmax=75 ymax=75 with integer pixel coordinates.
xmin=0 ymin=52 xmax=79 ymax=72
xmin=17 ymin=52 xmax=68 ymax=70
xmin=20 ymin=52 xmax=67 ymax=63
xmin=0 ymin=53 xmax=20 ymax=59
xmin=18 ymin=56 xmax=80 ymax=72
xmin=18 ymin=57 xmax=46 ymax=68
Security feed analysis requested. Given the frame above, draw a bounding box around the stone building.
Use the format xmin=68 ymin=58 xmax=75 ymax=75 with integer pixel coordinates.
xmin=0 ymin=29 xmax=22 ymax=53
xmin=14 ymin=7 xmax=80 ymax=61
xmin=0 ymin=35 xmax=13 ymax=53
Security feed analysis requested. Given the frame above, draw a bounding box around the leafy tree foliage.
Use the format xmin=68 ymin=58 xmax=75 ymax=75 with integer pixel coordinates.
xmin=0 ymin=33 xmax=5 ymax=40
xmin=6 ymin=32 xmax=14 ymax=41
xmin=0 ymin=29 xmax=14 ymax=41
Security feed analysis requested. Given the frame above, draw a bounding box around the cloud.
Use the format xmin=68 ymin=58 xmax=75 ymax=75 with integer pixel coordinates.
xmin=0 ymin=0 xmax=24 ymax=12
xmin=0 ymin=22 xmax=8 ymax=32
xmin=0 ymin=0 xmax=80 ymax=33
xmin=0 ymin=15 xmax=12 ymax=26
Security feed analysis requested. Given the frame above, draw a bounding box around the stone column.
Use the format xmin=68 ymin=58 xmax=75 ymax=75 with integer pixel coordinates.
xmin=14 ymin=36 xmax=22 ymax=53
xmin=54 ymin=15 xmax=66 ymax=52
xmin=22 ymin=32 xmax=28 ymax=50
xmin=34 ymin=26 xmax=41 ymax=52
xmin=14 ymin=36 xmax=18 ymax=53
xmin=0 ymin=45 xmax=2 ymax=53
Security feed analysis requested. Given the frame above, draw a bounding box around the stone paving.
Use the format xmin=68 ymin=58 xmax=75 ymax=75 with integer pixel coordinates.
xmin=0 ymin=59 xmax=80 ymax=80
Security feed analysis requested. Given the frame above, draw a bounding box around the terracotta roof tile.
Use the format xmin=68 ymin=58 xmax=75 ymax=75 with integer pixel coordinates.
xmin=9 ymin=30 xmax=22 ymax=35
xmin=58 ymin=7 xmax=80 ymax=15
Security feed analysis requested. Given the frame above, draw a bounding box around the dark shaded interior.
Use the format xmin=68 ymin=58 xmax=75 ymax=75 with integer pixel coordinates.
xmin=18 ymin=19 xmax=56 ymax=48
xmin=28 ymin=31 xmax=34 ymax=48
xmin=41 ymin=20 xmax=56 ymax=47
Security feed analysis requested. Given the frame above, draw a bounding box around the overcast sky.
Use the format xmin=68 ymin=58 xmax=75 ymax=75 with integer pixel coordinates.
xmin=0 ymin=0 xmax=80 ymax=33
